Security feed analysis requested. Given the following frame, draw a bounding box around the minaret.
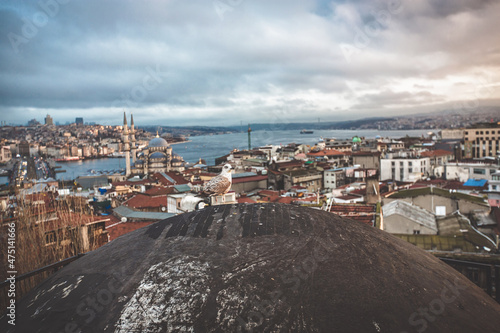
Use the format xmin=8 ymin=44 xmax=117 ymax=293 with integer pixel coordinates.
xmin=123 ymin=112 xmax=131 ymax=177
xmin=130 ymin=113 xmax=137 ymax=164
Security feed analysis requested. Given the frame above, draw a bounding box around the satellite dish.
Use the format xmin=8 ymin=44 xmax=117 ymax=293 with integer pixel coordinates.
xmin=162 ymin=207 xmax=166 ymax=212
xmin=121 ymin=217 xmax=127 ymax=222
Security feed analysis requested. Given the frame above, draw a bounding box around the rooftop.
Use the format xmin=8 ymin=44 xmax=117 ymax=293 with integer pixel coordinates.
xmin=387 ymin=186 xmax=488 ymax=205
xmin=383 ymin=200 xmax=438 ymax=232
xmin=9 ymin=203 xmax=500 ymax=332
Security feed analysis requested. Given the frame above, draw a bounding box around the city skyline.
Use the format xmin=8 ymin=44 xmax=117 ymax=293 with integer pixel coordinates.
xmin=1 ymin=0 xmax=500 ymax=126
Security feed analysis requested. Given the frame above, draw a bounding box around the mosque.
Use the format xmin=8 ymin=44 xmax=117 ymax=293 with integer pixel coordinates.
xmin=122 ymin=112 xmax=185 ymax=177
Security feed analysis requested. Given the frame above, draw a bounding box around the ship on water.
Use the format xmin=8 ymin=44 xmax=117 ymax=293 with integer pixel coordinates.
xmin=300 ymin=129 xmax=314 ymax=134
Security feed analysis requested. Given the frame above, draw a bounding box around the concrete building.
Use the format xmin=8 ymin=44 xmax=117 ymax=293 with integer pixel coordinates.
xmin=419 ymin=149 xmax=455 ymax=178
xmin=444 ymin=161 xmax=499 ymax=182
xmin=231 ymin=172 xmax=268 ymax=194
xmin=324 ymin=168 xmax=346 ymax=189
xmin=382 ymin=200 xmax=438 ymax=235
xmin=489 ymin=171 xmax=500 ymax=192
xmin=351 ymin=151 xmax=380 ymax=169
xmin=283 ymin=168 xmax=323 ymax=192
xmin=464 ymin=122 xmax=500 ymax=158
xmin=0 ymin=145 xmax=12 ymax=163
xmin=380 ymin=154 xmax=431 ymax=182
xmin=440 ymin=128 xmax=464 ymax=140
xmin=45 ymin=114 xmax=54 ymax=126
xmin=383 ymin=187 xmax=489 ymax=216
xmin=376 ymin=139 xmax=405 ymax=152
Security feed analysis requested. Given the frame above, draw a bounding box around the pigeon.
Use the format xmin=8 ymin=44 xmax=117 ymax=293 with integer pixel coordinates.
xmin=203 ymin=164 xmax=232 ymax=196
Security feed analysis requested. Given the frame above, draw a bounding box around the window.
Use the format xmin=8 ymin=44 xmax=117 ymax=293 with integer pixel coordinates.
xmin=413 ymin=230 xmax=420 ymax=235
xmin=409 ymin=162 xmax=413 ymax=166
xmin=473 ymin=168 xmax=486 ymax=175
xmin=45 ymin=231 xmax=56 ymax=245
xmin=409 ymin=168 xmax=413 ymax=173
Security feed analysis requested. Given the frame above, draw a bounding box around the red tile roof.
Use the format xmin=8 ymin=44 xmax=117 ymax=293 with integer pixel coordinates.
xmin=124 ymin=194 xmax=168 ymax=209
xmin=419 ymin=149 xmax=454 ymax=157
xmin=106 ymin=220 xmax=156 ymax=241
xmin=232 ymin=175 xmax=268 ymax=184
xmin=113 ymin=180 xmax=151 ymax=186
xmin=237 ymin=197 xmax=257 ymax=203
xmin=274 ymin=160 xmax=303 ymax=168
xmin=307 ymin=149 xmax=346 ymax=157
xmin=277 ymin=197 xmax=295 ymax=204
xmin=144 ymin=186 xmax=175 ymax=196
xmin=351 ymin=151 xmax=381 ymax=156
xmin=151 ymin=172 xmax=189 ymax=186
xmin=258 ymin=190 xmax=281 ymax=197
xmin=326 ymin=203 xmax=376 ymax=226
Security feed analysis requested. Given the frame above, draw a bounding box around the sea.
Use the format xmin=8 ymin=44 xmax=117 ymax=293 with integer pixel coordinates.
xmin=8 ymin=129 xmax=435 ymax=182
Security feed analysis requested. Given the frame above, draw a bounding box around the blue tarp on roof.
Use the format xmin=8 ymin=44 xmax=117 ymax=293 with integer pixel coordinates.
xmin=463 ymin=179 xmax=487 ymax=187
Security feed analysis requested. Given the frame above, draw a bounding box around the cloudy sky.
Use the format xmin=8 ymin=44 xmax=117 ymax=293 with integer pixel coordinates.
xmin=1 ymin=0 xmax=499 ymax=126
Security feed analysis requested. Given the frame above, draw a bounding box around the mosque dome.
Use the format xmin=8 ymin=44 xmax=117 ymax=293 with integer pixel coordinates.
xmin=7 ymin=203 xmax=500 ymax=332
xmin=150 ymin=152 xmax=167 ymax=159
xmin=352 ymin=136 xmax=362 ymax=143
xmin=148 ymin=136 xmax=169 ymax=148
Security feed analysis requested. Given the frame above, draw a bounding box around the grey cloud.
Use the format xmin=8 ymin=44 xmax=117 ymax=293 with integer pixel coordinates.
xmin=0 ymin=0 xmax=499 ymax=126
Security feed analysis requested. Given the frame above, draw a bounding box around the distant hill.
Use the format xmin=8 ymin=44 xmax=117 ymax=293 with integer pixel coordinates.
xmin=139 ymin=125 xmax=234 ymax=136
xmin=225 ymin=117 xmax=395 ymax=131
xmin=140 ymin=117 xmax=396 ymax=136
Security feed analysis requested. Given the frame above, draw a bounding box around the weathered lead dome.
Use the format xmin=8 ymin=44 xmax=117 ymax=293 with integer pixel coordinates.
xmin=149 ymin=151 xmax=167 ymax=159
xmin=3 ymin=203 xmax=500 ymax=332
xmin=148 ymin=136 xmax=169 ymax=148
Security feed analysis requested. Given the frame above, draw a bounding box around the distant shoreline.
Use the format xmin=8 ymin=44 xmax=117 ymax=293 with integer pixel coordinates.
xmin=170 ymin=139 xmax=191 ymax=145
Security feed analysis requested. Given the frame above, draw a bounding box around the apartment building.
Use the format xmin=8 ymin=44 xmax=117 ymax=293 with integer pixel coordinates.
xmin=380 ymin=153 xmax=431 ymax=182
xmin=464 ymin=122 xmax=500 ymax=158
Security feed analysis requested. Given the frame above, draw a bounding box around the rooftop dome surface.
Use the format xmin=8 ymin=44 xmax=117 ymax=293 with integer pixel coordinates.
xmin=148 ymin=136 xmax=168 ymax=148
xmin=4 ymin=203 xmax=500 ymax=332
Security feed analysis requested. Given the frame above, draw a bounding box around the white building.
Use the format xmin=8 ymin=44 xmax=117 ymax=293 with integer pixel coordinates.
xmin=489 ymin=171 xmax=500 ymax=192
xmin=444 ymin=162 xmax=499 ymax=182
xmin=0 ymin=146 xmax=12 ymax=163
xmin=380 ymin=154 xmax=431 ymax=182
xmin=323 ymin=168 xmax=345 ymax=189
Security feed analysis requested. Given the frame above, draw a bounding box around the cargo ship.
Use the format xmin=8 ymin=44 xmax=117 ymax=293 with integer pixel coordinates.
xmin=300 ymin=130 xmax=314 ymax=134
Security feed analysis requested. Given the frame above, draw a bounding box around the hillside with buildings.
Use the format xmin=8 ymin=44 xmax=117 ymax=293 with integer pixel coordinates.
xmin=1 ymin=117 xmax=500 ymax=311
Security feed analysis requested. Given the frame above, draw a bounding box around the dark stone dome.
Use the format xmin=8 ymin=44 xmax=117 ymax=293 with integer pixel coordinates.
xmin=148 ymin=136 xmax=168 ymax=148
xmin=3 ymin=203 xmax=500 ymax=332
